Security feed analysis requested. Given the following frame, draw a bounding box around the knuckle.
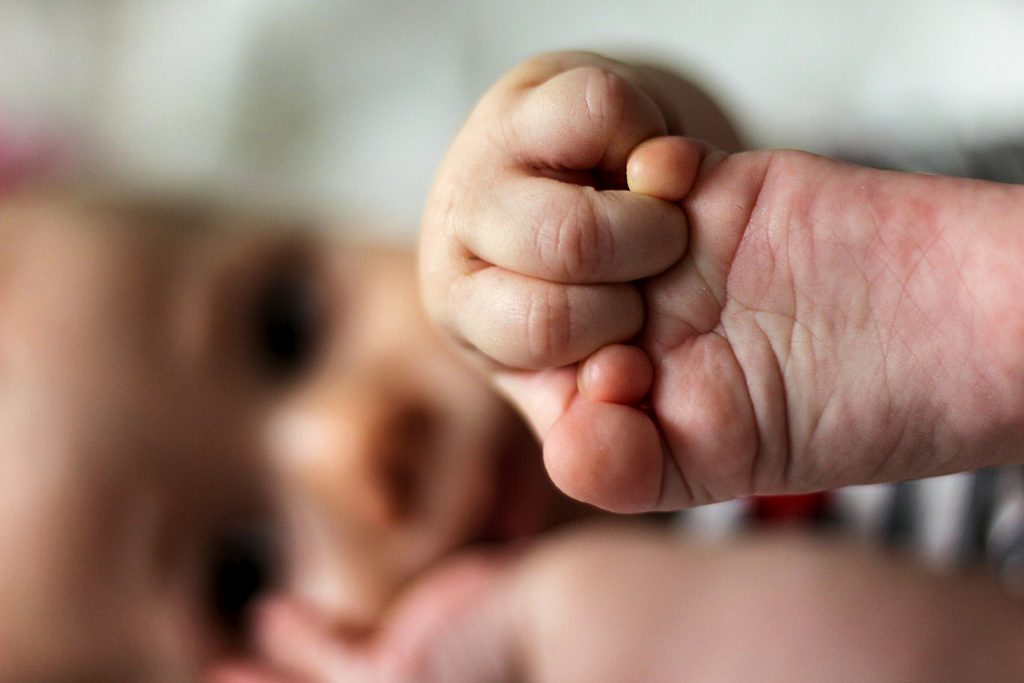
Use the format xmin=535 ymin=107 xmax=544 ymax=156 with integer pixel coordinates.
xmin=575 ymin=66 xmax=632 ymax=134
xmin=522 ymin=286 xmax=574 ymax=367
xmin=533 ymin=188 xmax=610 ymax=281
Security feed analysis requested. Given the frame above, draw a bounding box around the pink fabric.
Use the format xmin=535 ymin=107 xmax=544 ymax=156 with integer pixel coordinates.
xmin=0 ymin=126 xmax=58 ymax=192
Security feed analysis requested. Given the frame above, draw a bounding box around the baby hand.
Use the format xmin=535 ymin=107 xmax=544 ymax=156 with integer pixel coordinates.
xmin=223 ymin=527 xmax=1024 ymax=683
xmin=420 ymin=51 xmax=691 ymax=369
xmin=420 ymin=52 xmax=764 ymax=511
xmin=422 ymin=52 xmax=1024 ymax=513
xmin=420 ymin=52 xmax=704 ymax=512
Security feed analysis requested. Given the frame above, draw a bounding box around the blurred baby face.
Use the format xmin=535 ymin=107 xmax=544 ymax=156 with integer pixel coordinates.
xmin=0 ymin=190 xmax=571 ymax=681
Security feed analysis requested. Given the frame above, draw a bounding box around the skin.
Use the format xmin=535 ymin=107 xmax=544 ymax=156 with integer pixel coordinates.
xmin=479 ymin=527 xmax=1024 ymax=683
xmin=419 ymin=51 xmax=1024 ymax=513
xmin=0 ymin=187 xmax=578 ymax=681
xmin=240 ymin=524 xmax=1024 ymax=683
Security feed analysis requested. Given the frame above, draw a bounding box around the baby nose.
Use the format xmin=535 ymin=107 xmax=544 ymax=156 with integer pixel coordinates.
xmin=268 ymin=379 xmax=442 ymax=626
xmin=270 ymin=379 xmax=437 ymax=529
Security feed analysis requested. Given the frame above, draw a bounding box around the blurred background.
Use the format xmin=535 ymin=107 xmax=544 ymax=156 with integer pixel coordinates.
xmin=3 ymin=0 xmax=1024 ymax=240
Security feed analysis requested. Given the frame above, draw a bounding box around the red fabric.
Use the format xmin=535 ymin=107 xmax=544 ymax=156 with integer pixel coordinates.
xmin=750 ymin=492 xmax=832 ymax=523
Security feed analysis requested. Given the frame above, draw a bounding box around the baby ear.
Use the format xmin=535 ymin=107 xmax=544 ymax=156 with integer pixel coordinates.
xmin=626 ymin=136 xmax=705 ymax=202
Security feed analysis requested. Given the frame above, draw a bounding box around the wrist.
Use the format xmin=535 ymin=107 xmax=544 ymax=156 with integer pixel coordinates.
xmin=863 ymin=168 xmax=1024 ymax=472
xmin=950 ymin=178 xmax=1024 ymax=466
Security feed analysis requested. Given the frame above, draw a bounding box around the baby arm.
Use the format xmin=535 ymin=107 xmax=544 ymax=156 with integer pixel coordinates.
xmin=420 ymin=50 xmax=1024 ymax=512
xmin=231 ymin=525 xmax=1024 ymax=683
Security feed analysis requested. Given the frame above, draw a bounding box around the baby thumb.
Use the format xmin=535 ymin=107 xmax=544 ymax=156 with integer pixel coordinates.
xmin=491 ymin=365 xmax=580 ymax=441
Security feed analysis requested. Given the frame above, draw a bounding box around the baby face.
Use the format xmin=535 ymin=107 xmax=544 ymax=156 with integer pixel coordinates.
xmin=0 ymin=190 xmax=575 ymax=681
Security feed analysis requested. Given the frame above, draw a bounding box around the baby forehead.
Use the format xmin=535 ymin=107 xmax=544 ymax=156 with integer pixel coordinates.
xmin=0 ymin=192 xmax=145 ymax=301
xmin=0 ymin=187 xmax=159 ymax=271
xmin=0 ymin=189 xmax=283 ymax=286
xmin=0 ymin=184 xmax=331 ymax=345
xmin=0 ymin=190 xmax=202 ymax=372
xmin=0 ymin=185 xmax=223 ymax=240
xmin=0 ymin=182 xmax=312 ymax=234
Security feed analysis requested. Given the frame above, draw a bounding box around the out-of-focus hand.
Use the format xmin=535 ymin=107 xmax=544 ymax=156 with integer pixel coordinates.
xmin=220 ymin=524 xmax=1024 ymax=683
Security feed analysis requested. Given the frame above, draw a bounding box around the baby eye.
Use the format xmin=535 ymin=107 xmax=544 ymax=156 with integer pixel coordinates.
xmin=208 ymin=524 xmax=280 ymax=638
xmin=251 ymin=265 xmax=323 ymax=382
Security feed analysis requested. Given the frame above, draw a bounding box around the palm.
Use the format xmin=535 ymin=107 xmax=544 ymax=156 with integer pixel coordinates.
xmin=508 ymin=148 xmax=1001 ymax=512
